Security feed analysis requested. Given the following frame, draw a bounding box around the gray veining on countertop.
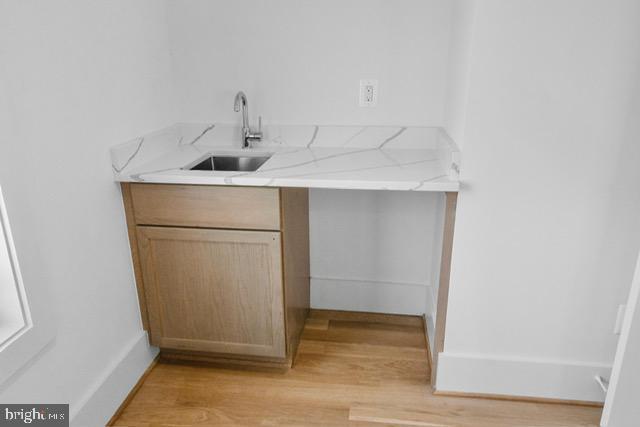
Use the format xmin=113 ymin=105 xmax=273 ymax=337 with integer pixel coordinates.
xmin=110 ymin=123 xmax=461 ymax=192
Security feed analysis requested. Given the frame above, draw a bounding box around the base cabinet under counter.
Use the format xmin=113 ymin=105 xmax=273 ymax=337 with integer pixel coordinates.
xmin=121 ymin=183 xmax=310 ymax=369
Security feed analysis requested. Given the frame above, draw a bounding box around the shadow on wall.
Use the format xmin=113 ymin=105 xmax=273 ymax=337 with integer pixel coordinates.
xmin=309 ymin=188 xmax=445 ymax=316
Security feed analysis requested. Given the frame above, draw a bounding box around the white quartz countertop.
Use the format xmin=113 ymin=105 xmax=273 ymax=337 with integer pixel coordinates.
xmin=110 ymin=123 xmax=460 ymax=192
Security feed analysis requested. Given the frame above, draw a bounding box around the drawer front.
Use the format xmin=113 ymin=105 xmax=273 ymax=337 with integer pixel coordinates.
xmin=129 ymin=184 xmax=281 ymax=230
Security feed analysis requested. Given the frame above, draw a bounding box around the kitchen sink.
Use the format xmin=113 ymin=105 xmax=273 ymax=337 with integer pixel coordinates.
xmin=185 ymin=154 xmax=271 ymax=172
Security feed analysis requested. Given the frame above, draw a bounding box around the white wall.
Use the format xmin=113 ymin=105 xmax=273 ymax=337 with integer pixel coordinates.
xmin=439 ymin=0 xmax=640 ymax=402
xmin=602 ymin=251 xmax=640 ymax=426
xmin=166 ymin=0 xmax=452 ymax=126
xmin=309 ymin=190 xmax=444 ymax=317
xmin=600 ymin=49 xmax=640 ymax=427
xmin=0 ymin=1 xmax=173 ymax=425
xmin=443 ymin=0 xmax=476 ymax=150
xmin=0 ymin=198 xmax=26 ymax=342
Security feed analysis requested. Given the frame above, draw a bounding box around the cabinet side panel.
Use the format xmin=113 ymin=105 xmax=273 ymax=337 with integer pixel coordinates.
xmin=281 ymin=188 xmax=311 ymax=362
xmin=121 ymin=183 xmax=150 ymax=331
xmin=432 ymin=191 xmax=458 ymax=387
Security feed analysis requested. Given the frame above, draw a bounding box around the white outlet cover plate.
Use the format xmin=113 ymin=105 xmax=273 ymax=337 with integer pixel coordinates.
xmin=359 ymin=79 xmax=378 ymax=107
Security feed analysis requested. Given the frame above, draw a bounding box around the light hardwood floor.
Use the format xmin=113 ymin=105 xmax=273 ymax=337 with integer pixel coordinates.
xmin=111 ymin=310 xmax=602 ymax=426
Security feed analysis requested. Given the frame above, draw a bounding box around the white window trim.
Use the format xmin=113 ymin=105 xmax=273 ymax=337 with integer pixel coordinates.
xmin=0 ymin=185 xmax=55 ymax=386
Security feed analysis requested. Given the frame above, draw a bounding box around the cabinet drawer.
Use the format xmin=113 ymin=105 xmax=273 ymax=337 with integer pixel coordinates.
xmin=129 ymin=183 xmax=280 ymax=230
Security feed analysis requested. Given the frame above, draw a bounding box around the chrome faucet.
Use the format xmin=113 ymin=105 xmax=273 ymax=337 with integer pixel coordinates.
xmin=233 ymin=91 xmax=262 ymax=148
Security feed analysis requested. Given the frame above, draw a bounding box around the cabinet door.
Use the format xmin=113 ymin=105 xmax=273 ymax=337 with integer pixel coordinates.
xmin=136 ymin=226 xmax=286 ymax=358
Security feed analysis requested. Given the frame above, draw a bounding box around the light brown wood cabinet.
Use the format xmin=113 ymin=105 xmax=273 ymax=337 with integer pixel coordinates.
xmin=121 ymin=183 xmax=310 ymax=369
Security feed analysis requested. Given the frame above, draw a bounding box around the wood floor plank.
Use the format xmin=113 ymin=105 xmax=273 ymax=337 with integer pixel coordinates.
xmin=298 ymin=339 xmax=428 ymax=361
xmin=302 ymin=320 xmax=426 ymax=349
xmin=349 ymin=405 xmax=452 ymax=427
xmin=349 ymin=402 xmax=601 ymax=427
xmin=304 ymin=318 xmax=330 ymax=330
xmin=309 ymin=309 xmax=424 ymax=327
xmin=111 ymin=311 xmax=602 ymax=427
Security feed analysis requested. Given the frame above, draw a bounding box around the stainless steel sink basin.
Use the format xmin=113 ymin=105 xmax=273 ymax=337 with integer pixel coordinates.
xmin=185 ymin=154 xmax=271 ymax=172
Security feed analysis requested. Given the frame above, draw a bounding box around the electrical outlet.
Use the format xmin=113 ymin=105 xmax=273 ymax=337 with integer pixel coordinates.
xmin=359 ymin=79 xmax=378 ymax=107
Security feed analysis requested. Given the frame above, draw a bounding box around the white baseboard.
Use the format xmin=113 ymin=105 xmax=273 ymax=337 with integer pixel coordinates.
xmin=311 ymin=277 xmax=433 ymax=315
xmin=436 ymin=351 xmax=611 ymax=402
xmin=71 ymin=331 xmax=158 ymax=426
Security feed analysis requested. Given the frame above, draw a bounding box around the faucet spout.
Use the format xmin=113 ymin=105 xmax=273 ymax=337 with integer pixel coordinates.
xmin=233 ymin=91 xmax=249 ymax=130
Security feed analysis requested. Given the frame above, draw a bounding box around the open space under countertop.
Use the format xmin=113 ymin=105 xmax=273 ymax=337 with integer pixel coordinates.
xmin=110 ymin=123 xmax=461 ymax=192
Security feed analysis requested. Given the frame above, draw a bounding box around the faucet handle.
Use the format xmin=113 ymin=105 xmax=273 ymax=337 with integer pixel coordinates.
xmin=245 ymin=116 xmax=263 ymax=148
